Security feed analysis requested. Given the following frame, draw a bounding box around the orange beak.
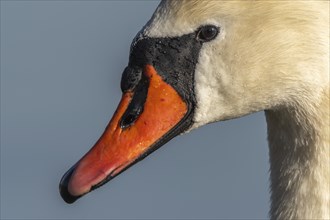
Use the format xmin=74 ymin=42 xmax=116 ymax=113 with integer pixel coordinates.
xmin=60 ymin=65 xmax=189 ymax=203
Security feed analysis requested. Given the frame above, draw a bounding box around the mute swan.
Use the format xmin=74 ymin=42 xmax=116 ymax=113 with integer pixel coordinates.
xmin=59 ymin=1 xmax=330 ymax=219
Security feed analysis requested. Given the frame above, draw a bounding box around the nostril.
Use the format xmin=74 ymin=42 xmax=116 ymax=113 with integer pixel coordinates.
xmin=121 ymin=111 xmax=141 ymax=129
xmin=120 ymin=75 xmax=149 ymax=129
xmin=120 ymin=66 xmax=142 ymax=92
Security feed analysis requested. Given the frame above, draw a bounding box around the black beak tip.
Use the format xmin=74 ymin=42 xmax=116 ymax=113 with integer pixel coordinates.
xmin=59 ymin=165 xmax=81 ymax=204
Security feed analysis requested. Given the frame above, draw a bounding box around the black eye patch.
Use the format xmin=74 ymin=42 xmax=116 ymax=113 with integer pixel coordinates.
xmin=120 ymin=66 xmax=142 ymax=92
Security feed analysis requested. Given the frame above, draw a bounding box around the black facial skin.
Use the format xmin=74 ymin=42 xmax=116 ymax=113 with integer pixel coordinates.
xmin=120 ymin=66 xmax=142 ymax=92
xmin=128 ymin=33 xmax=202 ymax=101
xmin=118 ymin=33 xmax=204 ymax=131
xmin=59 ymin=25 xmax=219 ymax=204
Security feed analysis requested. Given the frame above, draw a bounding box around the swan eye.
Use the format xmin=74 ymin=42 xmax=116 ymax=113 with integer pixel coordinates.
xmin=197 ymin=25 xmax=219 ymax=42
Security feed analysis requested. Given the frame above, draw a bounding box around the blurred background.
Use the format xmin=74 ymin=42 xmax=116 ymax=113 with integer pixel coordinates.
xmin=1 ymin=1 xmax=270 ymax=219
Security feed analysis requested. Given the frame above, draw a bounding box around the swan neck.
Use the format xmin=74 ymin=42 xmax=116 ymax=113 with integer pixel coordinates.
xmin=265 ymin=95 xmax=330 ymax=220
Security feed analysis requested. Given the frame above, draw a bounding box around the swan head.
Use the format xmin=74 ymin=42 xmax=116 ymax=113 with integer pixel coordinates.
xmin=145 ymin=0 xmax=328 ymax=127
xmin=60 ymin=0 xmax=329 ymax=203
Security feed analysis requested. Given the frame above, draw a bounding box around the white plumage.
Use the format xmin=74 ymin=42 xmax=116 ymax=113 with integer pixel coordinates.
xmin=140 ymin=1 xmax=329 ymax=219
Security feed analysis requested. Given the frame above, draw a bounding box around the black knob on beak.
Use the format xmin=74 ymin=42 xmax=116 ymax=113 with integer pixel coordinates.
xmin=120 ymin=66 xmax=142 ymax=92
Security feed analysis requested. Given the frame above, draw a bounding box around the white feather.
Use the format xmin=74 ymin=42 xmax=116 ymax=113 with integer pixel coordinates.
xmin=141 ymin=1 xmax=329 ymax=219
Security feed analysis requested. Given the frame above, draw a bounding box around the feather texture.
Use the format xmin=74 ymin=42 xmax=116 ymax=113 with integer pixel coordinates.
xmin=140 ymin=1 xmax=330 ymax=219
